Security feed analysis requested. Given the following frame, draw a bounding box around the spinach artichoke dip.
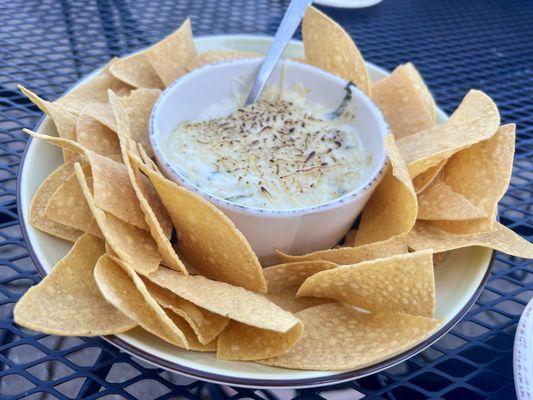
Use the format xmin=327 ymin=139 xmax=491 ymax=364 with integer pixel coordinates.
xmin=163 ymin=89 xmax=372 ymax=209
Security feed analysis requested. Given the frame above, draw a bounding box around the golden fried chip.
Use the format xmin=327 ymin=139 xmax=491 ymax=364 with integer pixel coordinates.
xmin=14 ymin=234 xmax=135 ymax=335
xmin=109 ymin=53 xmax=164 ymax=89
xmin=145 ymin=19 xmax=197 ymax=86
xmin=406 ymin=220 xmax=533 ymax=258
xmin=187 ymin=51 xmax=261 ymax=71
xmin=433 ymin=124 xmax=515 ymax=231
xmin=260 ymin=303 xmax=441 ymax=370
xmin=109 ymin=92 xmax=184 ymax=273
xmin=298 ymin=250 xmax=435 ymax=317
xmin=356 ymin=135 xmax=417 ymax=244
xmin=433 ymin=251 xmax=448 ymax=266
xmin=57 ymin=59 xmax=130 ymax=114
xmin=413 ymin=160 xmax=446 ymax=194
xmin=29 ymin=161 xmax=82 ymax=241
xmin=144 ymin=267 xmax=299 ymax=333
xmin=217 ymin=320 xmax=303 ymax=361
xmin=302 ymin=6 xmax=370 ymax=96
xmin=343 ymin=229 xmax=358 ymax=246
xmin=45 ymin=166 xmax=102 ymax=237
xmin=277 ymin=234 xmax=408 ymax=265
xmin=145 ymin=280 xmax=229 ymax=344
xmin=82 ymin=102 xmax=117 ymax=131
xmin=75 ymin=164 xmax=161 ymax=274
xmin=417 ymin=178 xmax=486 ymax=220
xmin=93 ymin=255 xmax=189 ymax=348
xmin=24 ymin=130 xmax=152 ymax=231
xmin=19 ymin=85 xmax=77 ymax=162
xmin=130 ymin=155 xmax=266 ymax=292
xmin=398 ymin=90 xmax=500 ymax=178
xmin=263 ymin=261 xmax=337 ymax=313
xmin=76 ymin=113 xmax=121 ymax=157
xmin=371 ymin=63 xmax=436 ymax=138
xmin=111 ymin=88 xmax=161 ymax=157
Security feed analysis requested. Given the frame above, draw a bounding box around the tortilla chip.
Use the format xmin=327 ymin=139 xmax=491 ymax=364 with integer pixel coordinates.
xmin=371 ymin=63 xmax=436 ymax=138
xmin=406 ymin=220 xmax=533 ymax=258
xmin=57 ymin=59 xmax=130 ymax=114
xmin=217 ymin=320 xmax=303 ymax=361
xmin=433 ymin=251 xmax=448 ymax=266
xmin=82 ymin=102 xmax=117 ymax=131
xmin=144 ymin=267 xmax=299 ymax=333
xmin=164 ymin=309 xmax=217 ymax=352
xmin=343 ymin=229 xmax=358 ymax=246
xmin=277 ymin=234 xmax=408 ymax=265
xmin=263 ymin=261 xmax=337 ymax=313
xmin=108 ymin=93 xmax=184 ymax=274
xmin=93 ymin=255 xmax=189 ymax=348
xmin=75 ymin=164 xmax=161 ymax=274
xmin=45 ymin=166 xmax=102 ymax=237
xmin=187 ymin=51 xmax=261 ymax=71
xmin=298 ymin=250 xmax=435 ymax=317
xmin=76 ymin=113 xmax=121 ymax=157
xmin=23 ymin=130 xmax=154 ymax=231
xmin=417 ymin=177 xmax=486 ymax=220
xmin=109 ymin=53 xmax=164 ymax=89
xmin=145 ymin=279 xmax=229 ymax=344
xmin=29 ymin=161 xmax=83 ymax=241
xmin=431 ymin=215 xmax=496 ymax=234
xmin=302 ymin=6 xmax=370 ymax=96
xmin=14 ymin=234 xmax=135 ymax=335
xmin=435 ymin=124 xmax=516 ymax=229
xmin=397 ymin=90 xmax=500 ymax=178
xmin=19 ymin=85 xmax=77 ymax=162
xmin=259 ymin=303 xmax=440 ymax=370
xmin=413 ymin=160 xmax=446 ymax=194
xmin=145 ymin=19 xmax=197 ymax=86
xmin=130 ymin=155 xmax=266 ymax=292
xmin=111 ymin=88 xmax=160 ymax=157
xmin=356 ymin=135 xmax=417 ymax=245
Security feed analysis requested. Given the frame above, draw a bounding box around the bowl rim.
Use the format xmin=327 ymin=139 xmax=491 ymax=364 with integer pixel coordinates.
xmin=16 ymin=34 xmax=495 ymax=389
xmin=149 ymin=57 xmax=390 ymax=216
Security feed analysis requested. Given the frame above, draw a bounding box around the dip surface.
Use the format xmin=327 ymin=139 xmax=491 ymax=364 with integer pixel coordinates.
xmin=163 ymin=89 xmax=372 ymax=209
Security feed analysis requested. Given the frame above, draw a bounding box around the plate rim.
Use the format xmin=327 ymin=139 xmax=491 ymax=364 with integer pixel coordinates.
xmin=16 ymin=33 xmax=495 ymax=389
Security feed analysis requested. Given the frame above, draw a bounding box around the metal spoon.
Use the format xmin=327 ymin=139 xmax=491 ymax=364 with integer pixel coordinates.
xmin=244 ymin=0 xmax=314 ymax=106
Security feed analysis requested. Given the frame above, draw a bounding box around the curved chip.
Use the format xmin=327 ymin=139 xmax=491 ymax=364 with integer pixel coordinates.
xmin=397 ymin=90 xmax=500 ymax=178
xmin=29 ymin=161 xmax=83 ymax=241
xmin=217 ymin=320 xmax=303 ymax=361
xmin=145 ymin=19 xmax=197 ymax=86
xmin=406 ymin=220 xmax=533 ymax=259
xmin=259 ymin=303 xmax=441 ymax=371
xmin=18 ymin=85 xmax=77 ymax=162
xmin=109 ymin=53 xmax=164 ymax=90
xmin=417 ymin=178 xmax=486 ymax=220
xmin=144 ymin=267 xmax=299 ymax=333
xmin=75 ymin=163 xmax=161 ymax=274
xmin=264 ymin=261 xmax=337 ymax=313
xmin=302 ymin=6 xmax=370 ymax=96
xmin=94 ymin=254 xmax=190 ymax=348
xmin=413 ymin=160 xmax=446 ymax=194
xmin=76 ymin=113 xmax=120 ymax=157
xmin=356 ymin=135 xmax=417 ymax=245
xmin=297 ymin=250 xmax=436 ymax=317
xmin=371 ymin=63 xmax=436 ymax=138
xmin=276 ymin=234 xmax=408 ymax=265
xmin=108 ymin=92 xmax=184 ymax=273
xmin=144 ymin=279 xmax=229 ymax=344
xmin=130 ymin=154 xmax=266 ymax=292
xmin=14 ymin=234 xmax=135 ymax=335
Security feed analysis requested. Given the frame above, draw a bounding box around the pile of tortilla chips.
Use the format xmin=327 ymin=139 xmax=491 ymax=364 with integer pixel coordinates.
xmin=15 ymin=6 xmax=533 ymax=371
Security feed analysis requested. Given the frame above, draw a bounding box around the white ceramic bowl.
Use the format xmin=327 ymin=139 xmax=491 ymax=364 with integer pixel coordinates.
xmin=151 ymin=58 xmax=389 ymax=264
xmin=18 ymin=35 xmax=494 ymax=389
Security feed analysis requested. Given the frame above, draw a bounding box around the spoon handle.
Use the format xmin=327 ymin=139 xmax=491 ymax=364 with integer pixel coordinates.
xmin=244 ymin=0 xmax=313 ymax=106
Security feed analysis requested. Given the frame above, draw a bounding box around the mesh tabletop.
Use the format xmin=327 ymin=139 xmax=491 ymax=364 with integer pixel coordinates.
xmin=1 ymin=0 xmax=532 ymax=398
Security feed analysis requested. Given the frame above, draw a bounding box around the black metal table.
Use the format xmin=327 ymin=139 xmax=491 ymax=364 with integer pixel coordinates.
xmin=1 ymin=0 xmax=532 ymax=398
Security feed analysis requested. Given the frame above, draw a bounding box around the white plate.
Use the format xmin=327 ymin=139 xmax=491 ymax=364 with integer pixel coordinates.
xmin=17 ymin=34 xmax=494 ymax=389
xmin=514 ymin=297 xmax=533 ymax=400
